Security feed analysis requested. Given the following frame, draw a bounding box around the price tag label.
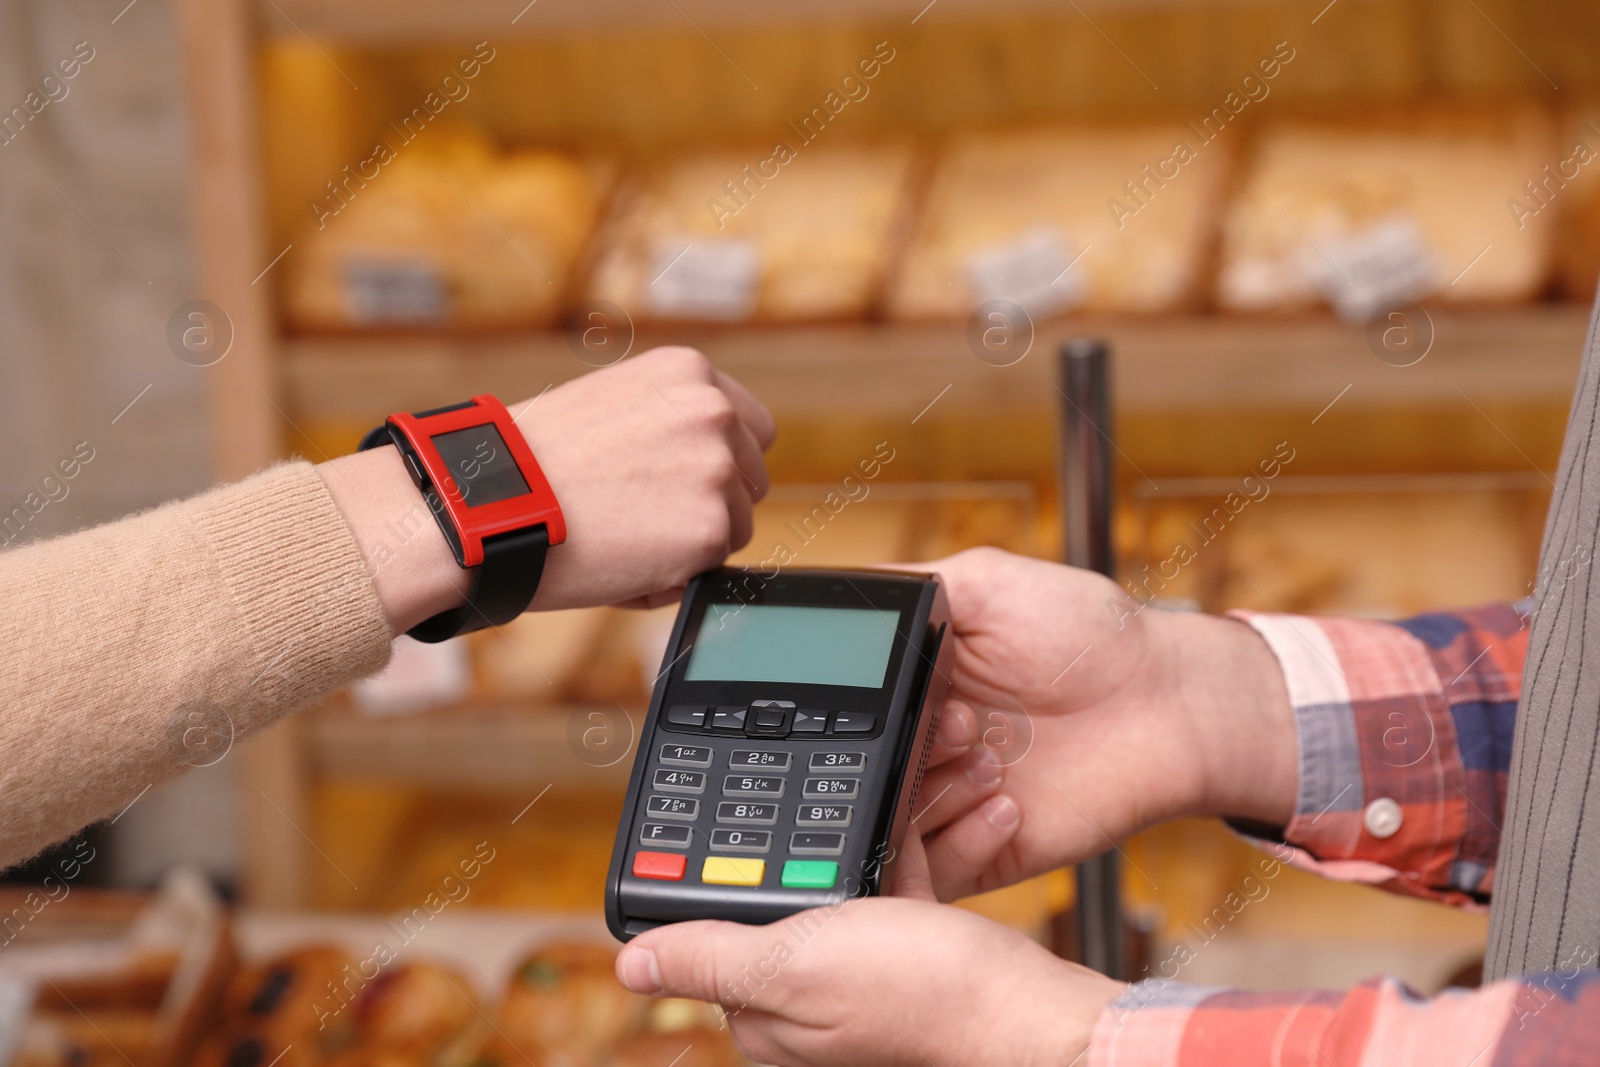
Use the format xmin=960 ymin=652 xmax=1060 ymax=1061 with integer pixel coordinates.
xmin=646 ymin=238 xmax=760 ymax=320
xmin=964 ymin=227 xmax=1084 ymax=317
xmin=1304 ymin=215 xmax=1437 ymax=323
xmin=343 ymin=259 xmax=448 ymax=324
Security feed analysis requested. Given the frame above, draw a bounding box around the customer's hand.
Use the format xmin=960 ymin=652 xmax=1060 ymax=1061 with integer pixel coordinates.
xmin=901 ymin=548 xmax=1296 ymax=900
xmin=615 ymin=854 xmax=1125 ymax=1067
xmin=321 ymin=346 xmax=776 ymax=633
xmin=515 ymin=346 xmax=775 ymax=611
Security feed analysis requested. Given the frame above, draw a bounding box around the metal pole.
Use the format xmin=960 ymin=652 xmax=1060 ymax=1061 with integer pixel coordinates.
xmin=1056 ymin=339 xmax=1127 ymax=980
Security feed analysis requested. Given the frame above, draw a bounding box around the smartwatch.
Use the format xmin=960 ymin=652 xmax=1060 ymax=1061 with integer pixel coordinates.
xmin=359 ymin=395 xmax=566 ymax=642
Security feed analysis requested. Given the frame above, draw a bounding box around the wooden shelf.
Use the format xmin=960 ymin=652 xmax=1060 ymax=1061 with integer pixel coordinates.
xmin=283 ymin=306 xmax=1588 ymax=424
xmin=305 ymin=705 xmax=642 ymax=792
xmin=258 ymin=0 xmax=1084 ymax=41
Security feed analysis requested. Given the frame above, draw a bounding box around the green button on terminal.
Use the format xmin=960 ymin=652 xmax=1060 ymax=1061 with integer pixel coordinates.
xmin=781 ymin=860 xmax=839 ymax=889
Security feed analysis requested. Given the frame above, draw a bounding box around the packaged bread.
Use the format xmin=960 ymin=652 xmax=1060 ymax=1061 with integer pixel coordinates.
xmin=888 ymin=125 xmax=1233 ymax=321
xmin=1216 ymin=107 xmax=1556 ymax=319
xmin=1553 ymin=103 xmax=1600 ymax=300
xmin=284 ymin=124 xmax=613 ymax=330
xmin=585 ymin=140 xmax=917 ymax=322
xmin=495 ymin=941 xmax=649 ymax=1065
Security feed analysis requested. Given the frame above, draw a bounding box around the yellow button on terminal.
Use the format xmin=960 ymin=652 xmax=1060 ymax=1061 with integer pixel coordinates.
xmin=701 ymin=857 xmax=766 ymax=887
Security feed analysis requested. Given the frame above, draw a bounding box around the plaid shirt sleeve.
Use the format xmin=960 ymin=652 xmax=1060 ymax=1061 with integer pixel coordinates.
xmin=1225 ymin=602 xmax=1529 ymax=907
xmin=1083 ymin=602 xmax=1548 ymax=1067
xmin=1090 ymin=963 xmax=1600 ymax=1067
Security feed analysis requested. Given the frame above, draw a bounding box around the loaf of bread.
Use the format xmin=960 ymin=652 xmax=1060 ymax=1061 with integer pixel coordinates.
xmin=586 ymin=141 xmax=917 ymax=322
xmin=888 ymin=124 xmax=1232 ymax=320
xmin=284 ymin=124 xmax=613 ymax=330
xmin=1216 ymin=107 xmax=1555 ymax=318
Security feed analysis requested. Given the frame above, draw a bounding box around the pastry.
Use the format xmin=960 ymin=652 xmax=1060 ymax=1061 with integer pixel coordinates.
xmin=222 ymin=945 xmax=361 ymax=1051
xmin=497 ymin=942 xmax=648 ymax=1065
xmin=353 ymin=961 xmax=479 ymax=1054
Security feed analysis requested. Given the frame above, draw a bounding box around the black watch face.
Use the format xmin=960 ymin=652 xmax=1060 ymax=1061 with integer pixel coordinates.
xmin=430 ymin=424 xmax=530 ymax=507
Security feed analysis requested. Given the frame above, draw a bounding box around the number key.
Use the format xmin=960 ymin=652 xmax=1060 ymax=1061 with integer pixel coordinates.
xmin=660 ymin=743 xmax=713 ymax=767
xmin=717 ymin=802 xmax=779 ymax=825
xmin=808 ymin=752 xmax=866 ymax=772
xmin=646 ymin=796 xmax=699 ymax=821
xmin=723 ymin=775 xmax=785 ymax=798
xmin=731 ymin=750 xmax=792 ymax=770
xmin=796 ymin=804 xmax=853 ymax=828
xmin=654 ymin=769 xmax=707 ymax=795
xmin=802 ymin=777 xmax=860 ymax=800
xmin=709 ymin=829 xmax=772 ymax=853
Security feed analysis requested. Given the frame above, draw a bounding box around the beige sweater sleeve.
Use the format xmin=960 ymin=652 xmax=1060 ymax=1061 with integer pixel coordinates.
xmin=0 ymin=462 xmax=393 ymax=869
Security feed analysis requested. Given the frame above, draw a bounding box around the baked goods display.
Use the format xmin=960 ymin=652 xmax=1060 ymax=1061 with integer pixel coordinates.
xmin=282 ymin=125 xmax=613 ymax=331
xmin=585 ymin=140 xmax=918 ymax=322
xmin=195 ymin=935 xmax=741 ymax=1067
xmin=1 ymin=871 xmax=231 ymax=1067
xmin=272 ymin=102 xmax=1597 ymax=333
xmin=1215 ymin=107 xmax=1556 ymax=319
xmin=887 ymin=124 xmax=1233 ymax=320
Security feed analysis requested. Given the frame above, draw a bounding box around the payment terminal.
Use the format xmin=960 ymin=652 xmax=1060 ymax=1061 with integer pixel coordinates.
xmin=605 ymin=568 xmax=952 ymax=939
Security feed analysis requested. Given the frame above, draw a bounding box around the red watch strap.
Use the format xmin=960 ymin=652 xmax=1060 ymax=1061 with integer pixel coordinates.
xmin=358 ymin=395 xmax=563 ymax=642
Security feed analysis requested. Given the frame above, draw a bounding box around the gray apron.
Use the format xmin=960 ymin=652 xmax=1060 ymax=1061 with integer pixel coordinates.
xmin=1486 ymin=291 xmax=1600 ymax=980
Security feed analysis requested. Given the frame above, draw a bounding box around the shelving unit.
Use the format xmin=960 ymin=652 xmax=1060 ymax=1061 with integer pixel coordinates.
xmin=281 ymin=306 xmax=1587 ymax=423
xmin=179 ymin=0 xmax=1592 ymax=949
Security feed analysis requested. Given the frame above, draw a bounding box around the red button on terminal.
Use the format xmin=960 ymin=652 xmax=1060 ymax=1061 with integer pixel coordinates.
xmin=632 ymin=851 xmax=687 ymax=881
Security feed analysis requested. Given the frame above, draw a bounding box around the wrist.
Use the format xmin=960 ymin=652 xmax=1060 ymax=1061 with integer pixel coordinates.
xmin=1151 ymin=609 xmax=1297 ymax=827
xmin=318 ymin=446 xmax=468 ymax=636
xmin=1018 ymin=961 xmax=1126 ymax=1067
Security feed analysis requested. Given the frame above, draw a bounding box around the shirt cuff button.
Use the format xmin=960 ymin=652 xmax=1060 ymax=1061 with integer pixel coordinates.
xmin=1363 ymin=797 xmax=1403 ymax=839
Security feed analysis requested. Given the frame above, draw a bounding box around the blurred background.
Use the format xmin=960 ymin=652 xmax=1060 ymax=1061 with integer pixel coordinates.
xmin=2 ymin=0 xmax=1598 ymax=1063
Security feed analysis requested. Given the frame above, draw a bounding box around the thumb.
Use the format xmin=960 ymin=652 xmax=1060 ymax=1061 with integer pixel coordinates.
xmin=616 ymin=919 xmax=767 ymax=1005
xmin=887 ymin=825 xmax=938 ymax=901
